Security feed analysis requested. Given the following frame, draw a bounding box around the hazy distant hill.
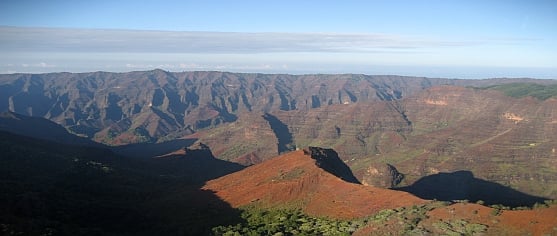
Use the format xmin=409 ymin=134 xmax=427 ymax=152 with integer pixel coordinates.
xmin=0 ymin=111 xmax=102 ymax=147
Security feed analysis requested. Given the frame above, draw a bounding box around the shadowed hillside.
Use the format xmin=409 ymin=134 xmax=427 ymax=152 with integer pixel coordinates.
xmin=0 ymin=111 xmax=102 ymax=147
xmin=0 ymin=131 xmax=245 ymax=235
xmin=112 ymin=138 xmax=197 ymax=158
xmin=396 ymin=170 xmax=549 ymax=207
xmin=150 ymin=142 xmax=246 ymax=183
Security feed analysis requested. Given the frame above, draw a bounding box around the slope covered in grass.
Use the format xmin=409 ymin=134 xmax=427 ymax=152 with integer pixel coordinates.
xmin=480 ymin=83 xmax=557 ymax=100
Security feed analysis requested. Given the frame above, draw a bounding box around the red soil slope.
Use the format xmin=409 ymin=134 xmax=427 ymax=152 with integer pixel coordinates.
xmin=425 ymin=203 xmax=557 ymax=236
xmin=203 ymin=150 xmax=426 ymax=219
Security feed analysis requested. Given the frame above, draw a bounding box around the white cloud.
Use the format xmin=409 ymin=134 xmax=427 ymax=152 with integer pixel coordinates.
xmin=0 ymin=26 xmax=554 ymax=78
xmin=0 ymin=26 xmax=498 ymax=54
xmin=125 ymin=63 xmax=154 ymax=68
xmin=37 ymin=62 xmax=56 ymax=68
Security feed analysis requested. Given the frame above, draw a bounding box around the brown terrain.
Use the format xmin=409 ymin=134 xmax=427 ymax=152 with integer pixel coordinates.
xmin=203 ymin=147 xmax=427 ymax=219
xmin=205 ymin=146 xmax=557 ymax=235
xmin=424 ymin=203 xmax=557 ymax=236
xmin=353 ymin=202 xmax=557 ymax=236
xmin=195 ymin=85 xmax=557 ymax=203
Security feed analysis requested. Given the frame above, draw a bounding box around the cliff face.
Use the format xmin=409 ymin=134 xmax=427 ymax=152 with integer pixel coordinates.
xmin=2 ymin=70 xmax=550 ymax=145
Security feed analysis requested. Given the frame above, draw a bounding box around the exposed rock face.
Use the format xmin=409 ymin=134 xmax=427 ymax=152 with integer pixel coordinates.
xmin=361 ymin=164 xmax=404 ymax=188
xmin=386 ymin=164 xmax=404 ymax=188
xmin=302 ymin=146 xmax=360 ymax=184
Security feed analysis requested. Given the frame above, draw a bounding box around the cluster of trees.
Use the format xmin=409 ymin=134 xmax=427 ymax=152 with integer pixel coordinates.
xmin=432 ymin=220 xmax=487 ymax=236
xmin=212 ymin=208 xmax=362 ymax=236
xmin=214 ymin=201 xmax=489 ymax=236
xmin=212 ymin=202 xmax=458 ymax=236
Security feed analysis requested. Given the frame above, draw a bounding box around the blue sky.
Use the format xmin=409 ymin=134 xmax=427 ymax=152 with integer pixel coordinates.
xmin=0 ymin=0 xmax=556 ymax=78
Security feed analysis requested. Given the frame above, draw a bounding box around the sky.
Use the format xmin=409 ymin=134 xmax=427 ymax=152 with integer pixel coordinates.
xmin=0 ymin=0 xmax=556 ymax=79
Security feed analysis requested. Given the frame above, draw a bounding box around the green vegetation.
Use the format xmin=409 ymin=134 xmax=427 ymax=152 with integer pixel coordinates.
xmin=482 ymin=199 xmax=557 ymax=211
xmin=212 ymin=207 xmax=361 ymax=236
xmin=212 ymin=201 xmax=454 ymax=236
xmin=476 ymin=83 xmax=557 ymax=100
xmin=361 ymin=201 xmax=450 ymax=235
xmin=219 ymin=143 xmax=254 ymax=160
xmin=432 ymin=219 xmax=488 ymax=236
xmin=490 ymin=208 xmax=502 ymax=216
xmin=132 ymin=126 xmax=154 ymax=143
xmin=280 ymin=167 xmax=306 ymax=180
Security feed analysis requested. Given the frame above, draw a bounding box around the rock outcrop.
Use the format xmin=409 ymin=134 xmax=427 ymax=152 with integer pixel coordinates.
xmin=361 ymin=163 xmax=404 ymax=188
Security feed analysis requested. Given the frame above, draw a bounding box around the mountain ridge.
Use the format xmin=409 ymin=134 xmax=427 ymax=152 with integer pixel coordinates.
xmin=2 ymin=70 xmax=555 ymax=146
xmin=204 ymin=148 xmax=427 ymax=219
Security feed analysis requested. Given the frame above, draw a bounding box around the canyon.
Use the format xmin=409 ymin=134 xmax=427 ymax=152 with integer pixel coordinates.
xmin=2 ymin=70 xmax=557 ymax=234
xmin=1 ymin=70 xmax=557 ymax=201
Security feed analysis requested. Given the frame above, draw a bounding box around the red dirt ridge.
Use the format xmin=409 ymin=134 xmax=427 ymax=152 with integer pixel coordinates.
xmin=203 ymin=150 xmax=426 ymax=219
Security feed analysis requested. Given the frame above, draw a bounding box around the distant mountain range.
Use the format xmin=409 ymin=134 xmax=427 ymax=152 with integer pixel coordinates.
xmin=1 ymin=70 xmax=557 ymax=200
xmin=1 ymin=70 xmax=554 ymax=145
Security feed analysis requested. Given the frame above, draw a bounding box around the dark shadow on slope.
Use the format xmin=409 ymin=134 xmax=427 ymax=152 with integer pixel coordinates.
xmin=0 ymin=131 xmax=245 ymax=235
xmin=148 ymin=142 xmax=246 ymax=183
xmin=112 ymin=138 xmax=197 ymax=158
xmin=0 ymin=111 xmax=103 ymax=148
xmin=303 ymin=146 xmax=361 ymax=184
xmin=262 ymin=113 xmax=294 ymax=154
xmin=395 ymin=170 xmax=549 ymax=208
